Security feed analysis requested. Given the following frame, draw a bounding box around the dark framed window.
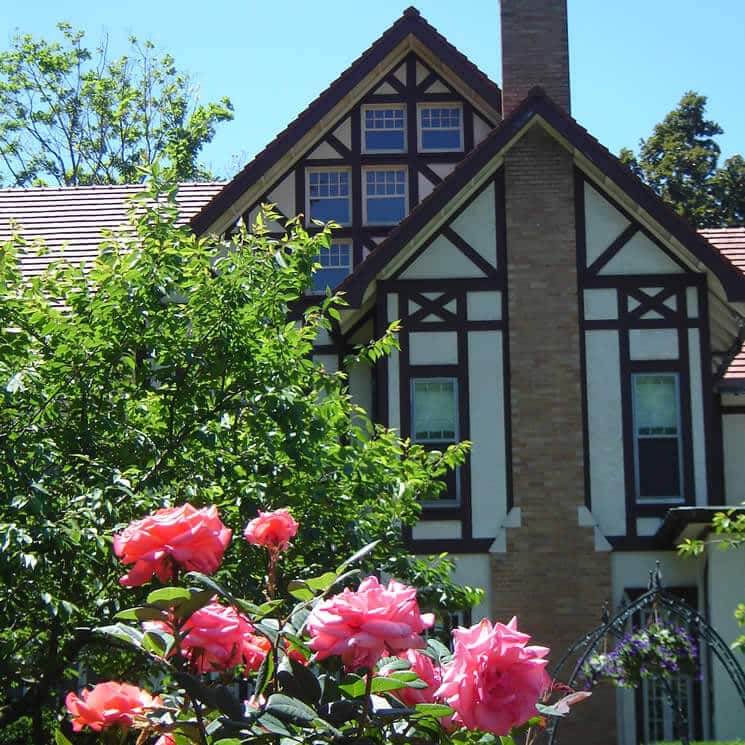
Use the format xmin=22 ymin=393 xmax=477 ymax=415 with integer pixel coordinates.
xmin=411 ymin=377 xmax=459 ymax=505
xmin=631 ymin=373 xmax=684 ymax=502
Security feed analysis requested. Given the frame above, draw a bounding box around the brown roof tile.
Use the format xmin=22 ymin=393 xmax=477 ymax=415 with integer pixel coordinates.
xmin=0 ymin=183 xmax=223 ymax=278
xmin=702 ymin=227 xmax=745 ymax=381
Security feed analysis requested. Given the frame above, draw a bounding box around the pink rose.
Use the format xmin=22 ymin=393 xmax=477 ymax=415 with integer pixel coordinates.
xmin=306 ymin=576 xmax=434 ymax=671
xmin=113 ymin=503 xmax=232 ymax=586
xmin=383 ymin=650 xmax=442 ymax=707
xmin=243 ymin=508 xmax=298 ymax=555
xmin=65 ymin=682 xmax=161 ymax=732
xmin=169 ymin=602 xmax=270 ymax=673
xmin=436 ymin=617 xmax=551 ymax=735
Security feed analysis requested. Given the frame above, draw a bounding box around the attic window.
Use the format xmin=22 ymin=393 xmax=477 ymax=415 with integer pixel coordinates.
xmin=310 ymin=242 xmax=352 ymax=294
xmin=307 ymin=168 xmax=351 ymax=225
xmin=418 ymin=104 xmax=463 ymax=152
xmin=362 ymin=105 xmax=406 ymax=153
xmin=362 ymin=167 xmax=407 ymax=225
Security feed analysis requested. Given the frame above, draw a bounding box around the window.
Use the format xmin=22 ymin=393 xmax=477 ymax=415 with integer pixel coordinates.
xmin=307 ymin=169 xmax=351 ymax=225
xmin=363 ymin=167 xmax=407 ymax=225
xmin=411 ymin=378 xmax=459 ymax=503
xmin=418 ymin=104 xmax=463 ymax=151
xmin=362 ymin=105 xmax=406 ymax=153
xmin=632 ymin=373 xmax=683 ymax=502
xmin=310 ymin=242 xmax=352 ymax=293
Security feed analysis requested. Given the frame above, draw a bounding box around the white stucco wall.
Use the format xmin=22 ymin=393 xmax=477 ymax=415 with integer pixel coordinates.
xmin=468 ymin=330 xmax=507 ymax=539
xmin=347 ymin=362 xmax=373 ymax=418
xmin=585 ymin=330 xmax=626 ymax=536
xmin=449 ymin=183 xmax=497 ymax=268
xmin=723 ymin=413 xmax=745 ymax=505
xmin=600 ymin=231 xmax=684 ymax=275
xmin=409 ymin=331 xmax=458 ymax=365
xmin=386 ymin=293 xmax=400 ymax=430
xmin=584 ymin=182 xmax=630 ymax=266
xmin=707 ymin=547 xmax=745 ymax=740
xmin=401 ymin=234 xmax=485 ymax=279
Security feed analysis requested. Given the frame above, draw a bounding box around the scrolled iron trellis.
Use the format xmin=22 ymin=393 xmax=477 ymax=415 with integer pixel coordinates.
xmin=547 ymin=564 xmax=745 ymax=745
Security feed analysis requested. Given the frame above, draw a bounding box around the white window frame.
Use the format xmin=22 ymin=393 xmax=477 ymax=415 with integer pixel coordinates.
xmin=361 ymin=104 xmax=406 ymax=154
xmin=305 ymin=167 xmax=352 ymax=227
xmin=631 ymin=372 xmax=685 ymax=504
xmin=417 ymin=103 xmax=464 ymax=152
xmin=309 ymin=241 xmax=353 ymax=294
xmin=362 ymin=166 xmax=408 ymax=226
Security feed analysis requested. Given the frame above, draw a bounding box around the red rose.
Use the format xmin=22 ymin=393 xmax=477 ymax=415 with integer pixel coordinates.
xmin=243 ymin=508 xmax=298 ymax=555
xmin=65 ymin=682 xmax=161 ymax=732
xmin=113 ymin=503 xmax=232 ymax=586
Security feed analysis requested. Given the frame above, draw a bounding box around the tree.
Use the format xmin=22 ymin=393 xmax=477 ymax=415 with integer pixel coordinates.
xmin=0 ymin=173 xmax=476 ymax=741
xmin=620 ymin=91 xmax=745 ymax=227
xmin=0 ymin=24 xmax=234 ymax=186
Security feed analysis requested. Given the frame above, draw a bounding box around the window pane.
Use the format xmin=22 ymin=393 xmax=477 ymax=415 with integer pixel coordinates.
xmin=367 ymin=196 xmax=405 ymax=224
xmin=365 ymin=130 xmax=405 ymax=151
xmin=421 ymin=128 xmax=462 ymax=150
xmin=310 ymin=197 xmax=350 ymax=224
xmin=638 ymin=438 xmax=681 ymax=498
xmin=634 ymin=375 xmax=678 ymax=434
xmin=413 ymin=380 xmax=457 ymax=441
xmin=311 ymin=243 xmax=352 ymax=292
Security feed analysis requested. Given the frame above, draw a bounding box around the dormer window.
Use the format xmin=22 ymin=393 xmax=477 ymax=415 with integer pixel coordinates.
xmin=362 ymin=105 xmax=406 ymax=153
xmin=362 ymin=167 xmax=407 ymax=225
xmin=307 ymin=168 xmax=351 ymax=225
xmin=418 ymin=104 xmax=463 ymax=151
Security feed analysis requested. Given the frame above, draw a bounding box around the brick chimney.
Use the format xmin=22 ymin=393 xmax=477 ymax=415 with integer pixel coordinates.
xmin=500 ymin=0 xmax=571 ymax=115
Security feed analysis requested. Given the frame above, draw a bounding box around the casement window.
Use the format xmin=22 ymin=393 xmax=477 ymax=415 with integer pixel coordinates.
xmin=310 ymin=242 xmax=352 ymax=293
xmin=307 ymin=168 xmax=351 ymax=225
xmin=363 ymin=167 xmax=407 ymax=225
xmin=411 ymin=378 xmax=459 ymax=503
xmin=632 ymin=373 xmax=684 ymax=502
xmin=418 ymin=104 xmax=463 ymax=151
xmin=362 ymin=105 xmax=406 ymax=153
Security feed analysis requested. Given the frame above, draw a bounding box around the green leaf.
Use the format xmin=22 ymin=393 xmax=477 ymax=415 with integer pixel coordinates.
xmin=414 ymin=703 xmax=454 ymax=718
xmin=114 ymin=606 xmax=166 ymax=622
xmin=254 ymin=643 xmax=275 ymax=696
xmin=214 ymin=740 xmax=243 ymax=745
xmin=287 ymin=581 xmax=314 ymax=601
xmin=187 ymin=571 xmax=233 ymax=602
xmin=95 ymin=623 xmax=144 ymax=649
xmin=54 ymin=730 xmax=74 ymax=745
xmin=304 ymin=571 xmax=338 ymax=591
xmin=173 ymin=590 xmax=214 ymax=621
xmin=370 ymin=677 xmax=409 ymax=694
xmin=499 ymin=737 xmax=517 ymax=745
xmin=146 ymin=587 xmax=193 ymax=605
xmin=265 ymin=693 xmax=319 ymax=724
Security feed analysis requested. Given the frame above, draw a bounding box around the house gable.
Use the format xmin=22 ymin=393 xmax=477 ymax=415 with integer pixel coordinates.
xmin=191 ymin=8 xmax=501 ymax=241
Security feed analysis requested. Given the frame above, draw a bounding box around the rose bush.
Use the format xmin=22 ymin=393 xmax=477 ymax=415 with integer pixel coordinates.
xmin=113 ymin=503 xmax=232 ymax=586
xmin=61 ymin=506 xmax=587 ymax=744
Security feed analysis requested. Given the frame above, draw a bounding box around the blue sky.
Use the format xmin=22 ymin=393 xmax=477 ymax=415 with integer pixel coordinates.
xmin=2 ymin=1 xmax=743 ymax=180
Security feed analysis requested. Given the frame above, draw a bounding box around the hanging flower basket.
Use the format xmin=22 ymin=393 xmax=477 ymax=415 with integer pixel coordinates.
xmin=583 ymin=621 xmax=698 ymax=688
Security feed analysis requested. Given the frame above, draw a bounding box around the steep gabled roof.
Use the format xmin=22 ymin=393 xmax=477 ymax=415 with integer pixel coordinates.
xmin=0 ymin=183 xmax=223 ymax=278
xmin=190 ymin=7 xmax=502 ymax=235
xmin=340 ymin=88 xmax=745 ymax=306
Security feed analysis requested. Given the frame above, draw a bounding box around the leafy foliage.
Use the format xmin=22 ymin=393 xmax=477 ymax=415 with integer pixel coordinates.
xmin=620 ymin=91 xmax=745 ymax=227
xmin=0 ymin=172 xmax=473 ymax=738
xmin=0 ymin=24 xmax=233 ymax=185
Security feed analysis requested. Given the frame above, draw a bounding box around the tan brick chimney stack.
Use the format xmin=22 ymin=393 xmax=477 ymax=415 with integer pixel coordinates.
xmin=500 ymin=0 xmax=571 ymax=115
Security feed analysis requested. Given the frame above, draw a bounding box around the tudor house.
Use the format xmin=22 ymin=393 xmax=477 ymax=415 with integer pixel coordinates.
xmin=3 ymin=2 xmax=745 ymax=743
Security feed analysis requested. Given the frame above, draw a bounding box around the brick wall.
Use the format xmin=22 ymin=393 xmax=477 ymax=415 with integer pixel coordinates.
xmin=494 ymin=123 xmax=615 ymax=743
xmin=500 ymin=0 xmax=571 ymax=115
